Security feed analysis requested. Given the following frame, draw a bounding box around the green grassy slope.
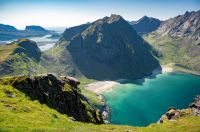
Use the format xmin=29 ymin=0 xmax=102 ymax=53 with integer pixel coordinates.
xmin=0 ymin=39 xmax=47 ymax=77
xmin=0 ymin=80 xmax=200 ymax=131
xmin=143 ymin=33 xmax=200 ymax=73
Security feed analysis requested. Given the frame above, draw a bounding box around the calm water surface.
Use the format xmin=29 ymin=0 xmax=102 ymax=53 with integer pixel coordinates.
xmin=104 ymin=72 xmax=200 ymax=126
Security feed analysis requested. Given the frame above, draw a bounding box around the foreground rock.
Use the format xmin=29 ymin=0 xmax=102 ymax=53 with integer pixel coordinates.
xmin=0 ymin=74 xmax=103 ymax=123
xmin=158 ymin=95 xmax=200 ymax=123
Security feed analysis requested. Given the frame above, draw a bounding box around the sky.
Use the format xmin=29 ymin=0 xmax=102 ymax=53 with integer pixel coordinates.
xmin=0 ymin=0 xmax=199 ymax=29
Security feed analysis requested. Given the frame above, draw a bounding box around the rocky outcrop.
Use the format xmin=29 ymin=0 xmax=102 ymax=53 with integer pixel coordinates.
xmin=130 ymin=16 xmax=161 ymax=35
xmin=189 ymin=95 xmax=200 ymax=115
xmin=0 ymin=74 xmax=103 ymax=123
xmin=158 ymin=95 xmax=200 ymax=124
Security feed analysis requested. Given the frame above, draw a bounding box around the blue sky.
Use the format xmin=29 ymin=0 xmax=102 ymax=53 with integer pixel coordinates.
xmin=0 ymin=0 xmax=199 ymax=29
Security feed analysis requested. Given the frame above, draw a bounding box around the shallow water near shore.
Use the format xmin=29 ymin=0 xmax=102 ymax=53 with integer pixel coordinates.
xmin=103 ymin=72 xmax=200 ymax=126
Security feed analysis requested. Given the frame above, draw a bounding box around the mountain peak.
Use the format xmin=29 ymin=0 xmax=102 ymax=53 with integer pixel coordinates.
xmin=141 ymin=15 xmax=148 ymax=19
xmin=130 ymin=16 xmax=161 ymax=35
xmin=108 ymin=14 xmax=122 ymax=22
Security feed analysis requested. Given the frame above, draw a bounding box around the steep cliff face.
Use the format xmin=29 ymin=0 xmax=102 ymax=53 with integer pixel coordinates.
xmin=47 ymin=14 xmax=159 ymax=80
xmin=130 ymin=16 xmax=161 ymax=35
xmin=0 ymin=74 xmax=103 ymax=123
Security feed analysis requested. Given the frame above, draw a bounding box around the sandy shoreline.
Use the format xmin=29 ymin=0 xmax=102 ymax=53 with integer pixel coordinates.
xmin=85 ymin=65 xmax=174 ymax=94
xmin=84 ymin=65 xmax=174 ymax=123
xmin=85 ymin=79 xmax=125 ymax=94
xmin=161 ymin=64 xmax=174 ymax=73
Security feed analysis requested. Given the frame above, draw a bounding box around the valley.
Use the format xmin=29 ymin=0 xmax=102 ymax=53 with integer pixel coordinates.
xmin=0 ymin=1 xmax=199 ymax=131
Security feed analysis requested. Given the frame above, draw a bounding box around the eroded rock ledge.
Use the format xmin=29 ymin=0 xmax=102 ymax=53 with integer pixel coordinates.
xmin=0 ymin=73 xmax=103 ymax=123
xmin=158 ymin=95 xmax=200 ymax=123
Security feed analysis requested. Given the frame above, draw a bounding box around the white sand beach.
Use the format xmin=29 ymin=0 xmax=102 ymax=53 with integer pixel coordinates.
xmin=85 ymin=80 xmax=126 ymax=94
xmin=161 ymin=64 xmax=174 ymax=73
xmin=85 ymin=65 xmax=174 ymax=94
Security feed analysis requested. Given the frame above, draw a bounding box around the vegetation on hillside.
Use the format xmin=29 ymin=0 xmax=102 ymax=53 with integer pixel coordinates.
xmin=1 ymin=82 xmax=200 ymax=131
xmin=144 ymin=33 xmax=200 ymax=73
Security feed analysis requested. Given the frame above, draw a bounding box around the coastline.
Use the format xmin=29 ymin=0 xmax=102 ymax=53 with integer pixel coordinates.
xmin=84 ymin=64 xmax=199 ymax=123
xmin=85 ymin=65 xmax=175 ymax=95
xmin=84 ymin=65 xmax=172 ymax=123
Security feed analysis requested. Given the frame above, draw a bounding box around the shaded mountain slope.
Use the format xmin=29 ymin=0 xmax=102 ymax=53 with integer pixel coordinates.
xmin=45 ymin=14 xmax=160 ymax=80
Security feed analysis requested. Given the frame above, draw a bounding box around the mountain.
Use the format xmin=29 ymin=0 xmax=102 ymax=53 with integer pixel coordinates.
xmin=45 ymin=14 xmax=160 ymax=80
xmin=157 ymin=10 xmax=200 ymax=43
xmin=130 ymin=16 xmax=161 ymax=35
xmin=62 ymin=23 xmax=90 ymax=41
xmin=0 ymin=24 xmax=52 ymax=41
xmin=144 ymin=10 xmax=200 ymax=73
xmin=0 ymin=38 xmax=46 ymax=77
xmin=25 ymin=25 xmax=49 ymax=33
xmin=0 ymin=24 xmax=18 ymax=31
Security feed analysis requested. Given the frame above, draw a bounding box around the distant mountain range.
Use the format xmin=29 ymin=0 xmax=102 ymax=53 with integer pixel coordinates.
xmin=0 ymin=24 xmax=58 ymax=41
xmin=130 ymin=16 xmax=161 ymax=35
xmin=0 ymin=10 xmax=199 ymax=78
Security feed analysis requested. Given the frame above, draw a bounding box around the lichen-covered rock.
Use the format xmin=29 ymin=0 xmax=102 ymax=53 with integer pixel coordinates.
xmin=0 ymin=74 xmax=103 ymax=123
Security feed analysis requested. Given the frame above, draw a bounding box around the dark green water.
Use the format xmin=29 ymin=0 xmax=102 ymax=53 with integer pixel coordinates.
xmin=104 ymin=72 xmax=200 ymax=126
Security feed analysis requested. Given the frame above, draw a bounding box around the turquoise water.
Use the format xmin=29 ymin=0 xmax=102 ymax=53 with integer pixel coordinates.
xmin=104 ymin=72 xmax=200 ymax=126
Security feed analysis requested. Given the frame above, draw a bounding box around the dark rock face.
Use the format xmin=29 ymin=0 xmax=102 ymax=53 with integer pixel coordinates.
xmin=62 ymin=23 xmax=90 ymax=41
xmin=157 ymin=10 xmax=200 ymax=43
xmin=56 ymin=14 xmax=159 ymax=80
xmin=130 ymin=16 xmax=161 ymax=35
xmin=0 ymin=74 xmax=103 ymax=123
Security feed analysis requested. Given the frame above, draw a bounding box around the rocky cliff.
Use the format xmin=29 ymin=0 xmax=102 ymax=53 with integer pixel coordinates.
xmin=157 ymin=10 xmax=200 ymax=43
xmin=0 ymin=74 xmax=103 ymax=123
xmin=158 ymin=95 xmax=200 ymax=124
xmin=46 ymin=14 xmax=159 ymax=80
